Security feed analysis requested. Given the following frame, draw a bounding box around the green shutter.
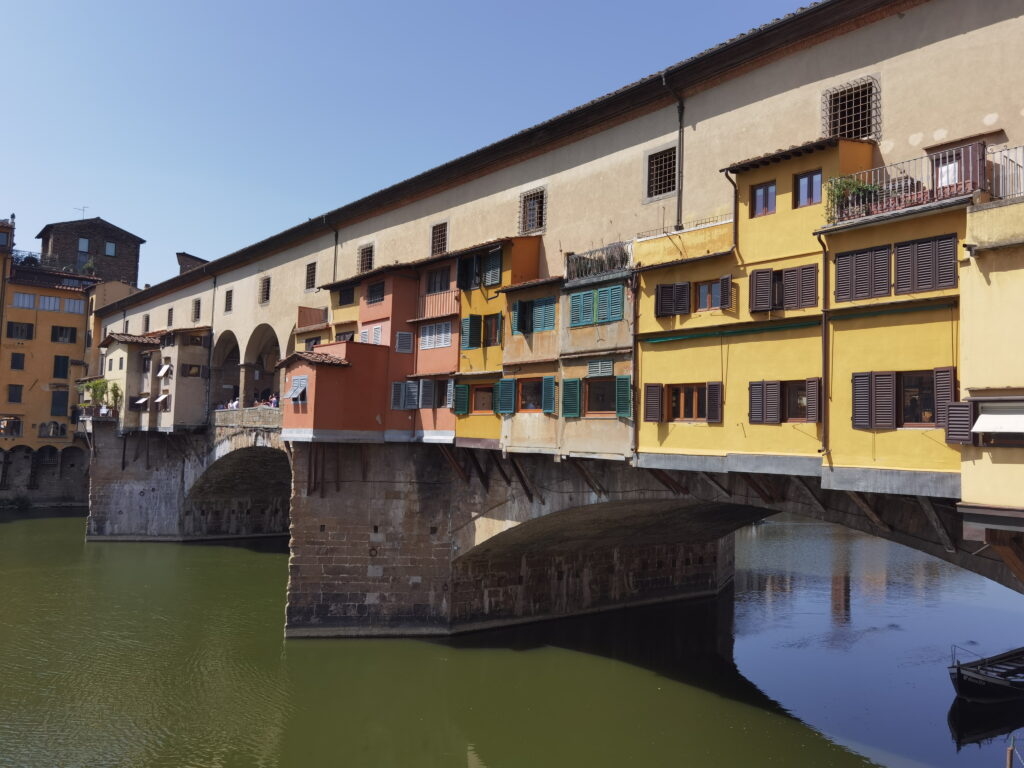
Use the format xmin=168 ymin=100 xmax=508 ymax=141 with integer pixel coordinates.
xmin=542 ymin=376 xmax=556 ymax=414
xmin=495 ymin=378 xmax=516 ymax=414
xmin=608 ymin=284 xmax=624 ymax=321
xmin=580 ymin=291 xmax=594 ymax=324
xmin=569 ymin=293 xmax=583 ymax=326
xmin=615 ymin=375 xmax=632 ymax=419
xmin=562 ymin=378 xmax=581 ymax=418
xmin=460 ymin=317 xmax=472 ymax=349
xmin=596 ymin=287 xmax=610 ymax=323
xmin=542 ymin=297 xmax=556 ymax=330
xmin=511 ymin=301 xmax=520 ymax=335
xmin=483 ymin=248 xmax=502 ymax=286
xmin=453 ymin=384 xmax=470 ymax=415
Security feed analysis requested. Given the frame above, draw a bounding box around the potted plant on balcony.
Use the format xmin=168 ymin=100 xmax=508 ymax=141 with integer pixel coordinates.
xmin=826 ymin=177 xmax=882 ymax=223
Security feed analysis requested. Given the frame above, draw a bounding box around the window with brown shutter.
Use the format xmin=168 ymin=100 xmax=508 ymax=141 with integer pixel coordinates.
xmin=836 ymin=247 xmax=890 ymax=302
xmin=853 ymin=369 xmax=951 ymax=429
xmin=872 ymin=372 xmax=896 ymax=429
xmin=895 ymin=235 xmax=957 ymax=293
xmin=764 ymin=380 xmax=782 ymax=424
xmin=750 ymin=269 xmax=772 ymax=312
xmin=749 ymin=381 xmax=765 ymax=424
xmin=643 ymin=384 xmax=663 ymax=422
xmin=805 ymin=378 xmax=821 ymax=423
xmin=750 ymin=379 xmax=812 ymax=423
xmin=871 ymin=246 xmax=891 ymax=297
xmin=719 ymin=275 xmax=732 ymax=309
xmin=945 ymin=401 xmax=975 ymax=444
xmin=655 ymin=282 xmax=690 ymax=316
xmin=852 ymin=372 xmax=872 ymax=429
xmin=706 ymin=382 xmax=723 ymax=423
xmin=932 ymin=366 xmax=956 ymax=428
xmin=783 ymin=269 xmax=799 ymax=309
xmin=799 ymin=264 xmax=817 ymax=308
xmin=752 ymin=266 xmax=816 ymax=310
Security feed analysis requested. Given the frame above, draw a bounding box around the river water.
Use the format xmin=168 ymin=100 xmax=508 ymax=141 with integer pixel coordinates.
xmin=1 ymin=509 xmax=1022 ymax=767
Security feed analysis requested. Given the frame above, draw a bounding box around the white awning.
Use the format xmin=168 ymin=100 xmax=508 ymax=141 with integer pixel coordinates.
xmin=156 ymin=364 xmax=171 ymax=377
xmin=153 ymin=394 xmax=169 ymax=404
xmin=288 ymin=385 xmax=306 ymax=402
xmin=134 ymin=396 xmax=149 ymax=405
xmin=972 ymin=404 xmax=1024 ymax=434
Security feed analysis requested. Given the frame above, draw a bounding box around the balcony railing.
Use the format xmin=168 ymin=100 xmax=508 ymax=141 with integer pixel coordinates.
xmin=566 ymin=241 xmax=633 ymax=282
xmin=418 ymin=288 xmax=459 ymax=319
xmin=989 ymin=144 xmax=1024 ymax=201
xmin=78 ymin=405 xmax=119 ymax=420
xmin=826 ymin=142 xmax=988 ymax=224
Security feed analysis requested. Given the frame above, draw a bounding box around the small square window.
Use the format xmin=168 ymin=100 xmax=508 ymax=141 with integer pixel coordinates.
xmin=426 ymin=267 xmax=449 ymax=295
xmin=358 ymin=245 xmax=374 ymax=273
xmin=646 ymin=147 xmax=677 ymax=199
xmin=899 ymin=372 xmax=936 ymax=426
xmin=471 ymin=385 xmax=493 ymax=413
xmin=337 ymin=286 xmax=355 ymax=306
xmin=695 ymin=281 xmax=722 ymax=311
xmin=367 ymin=282 xmax=385 ymax=305
xmin=11 ymin=353 xmax=25 ymax=370
xmin=518 ymin=379 xmax=543 ymax=412
xmin=585 ymin=378 xmax=616 ymax=415
xmin=824 ymin=76 xmax=880 ymax=141
xmin=519 ymin=188 xmax=545 ymax=234
xmin=78 ymin=238 xmax=89 ymax=253
xmin=105 ymin=241 xmax=116 ymax=257
xmin=430 ymin=223 xmax=448 ymax=256
xmin=794 ymin=170 xmax=822 ymax=208
xmin=668 ymin=383 xmax=707 ymax=421
xmin=784 ymin=381 xmax=807 ymax=421
xmin=751 ymin=182 xmax=776 ymax=217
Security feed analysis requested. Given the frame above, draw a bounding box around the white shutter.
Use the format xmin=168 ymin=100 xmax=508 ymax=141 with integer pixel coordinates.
xmin=359 ymin=329 xmax=369 ymax=343
xmin=390 ymin=382 xmax=403 ymax=409
xmin=587 ymin=359 xmax=614 ymax=377
xmin=403 ymin=381 xmax=419 ymax=410
xmin=439 ymin=321 xmax=451 ymax=348
xmin=446 ymin=378 xmax=455 ymax=409
xmin=372 ymin=325 xmax=382 ymax=345
xmin=396 ymin=331 xmax=413 ymax=353
xmin=419 ymin=324 xmax=433 ymax=350
xmin=419 ymin=379 xmax=435 ymax=408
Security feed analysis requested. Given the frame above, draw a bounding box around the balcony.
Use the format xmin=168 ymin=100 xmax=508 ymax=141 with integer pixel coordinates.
xmin=417 ymin=288 xmax=459 ymax=319
xmin=990 ymin=144 xmax=1024 ymax=201
xmin=296 ymin=306 xmax=329 ymax=333
xmin=826 ymin=142 xmax=987 ymax=225
xmin=77 ymin=405 xmax=119 ymax=421
xmin=566 ymin=241 xmax=633 ymax=283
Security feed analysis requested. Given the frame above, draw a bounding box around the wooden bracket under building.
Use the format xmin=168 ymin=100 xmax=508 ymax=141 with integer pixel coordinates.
xmin=791 ymin=475 xmax=828 ymax=515
xmin=508 ymin=454 xmax=544 ymax=505
xmin=571 ymin=457 xmax=608 ymax=497
xmin=845 ymin=490 xmax=892 ymax=532
xmin=464 ymin=448 xmax=489 ymax=492
xmin=488 ymin=452 xmax=512 ymax=487
xmin=359 ymin=444 xmax=369 ymax=482
xmin=916 ymin=495 xmax=956 ymax=554
xmin=986 ymin=529 xmax=1024 ymax=583
xmin=646 ymin=468 xmax=685 ymax=496
xmin=740 ymin=472 xmax=775 ymax=504
xmin=438 ymin=445 xmax=470 ymax=485
xmin=698 ymin=471 xmax=730 ymax=498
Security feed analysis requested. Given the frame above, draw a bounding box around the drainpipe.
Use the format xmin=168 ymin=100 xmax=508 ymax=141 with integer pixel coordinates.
xmin=631 ymin=270 xmax=640 ymax=461
xmin=721 ymin=170 xmax=739 ymax=250
xmin=326 ymin=216 xmax=340 ymax=283
xmin=816 ymin=234 xmax=830 ymax=457
xmin=661 ymin=73 xmax=685 ymax=230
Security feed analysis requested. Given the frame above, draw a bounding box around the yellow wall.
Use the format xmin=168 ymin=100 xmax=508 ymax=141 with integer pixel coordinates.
xmin=331 ymin=285 xmax=360 ymax=327
xmin=455 ymin=378 xmax=500 ymax=442
xmin=458 ymin=245 xmax=511 ymax=375
xmin=633 ymin=222 xmax=732 ymax=269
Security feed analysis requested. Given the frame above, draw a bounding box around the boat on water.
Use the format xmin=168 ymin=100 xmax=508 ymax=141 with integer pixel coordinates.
xmin=947 ymin=696 xmax=1024 ymax=751
xmin=949 ymin=646 xmax=1024 ymax=703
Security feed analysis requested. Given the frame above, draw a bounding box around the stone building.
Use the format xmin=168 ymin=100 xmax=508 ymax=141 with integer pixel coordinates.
xmin=36 ymin=217 xmax=145 ymax=286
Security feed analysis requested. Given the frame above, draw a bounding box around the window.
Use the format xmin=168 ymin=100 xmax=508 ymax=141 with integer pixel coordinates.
xmin=460 ymin=315 xmax=483 ymax=349
xmin=426 ymin=267 xmax=450 ymax=295
xmin=431 ymin=223 xmax=448 ymax=256
xmin=12 ymin=292 xmax=34 ymax=309
xmin=646 ymin=147 xmax=677 ymax=199
xmin=51 ymin=390 xmax=69 ymax=417
xmin=142 ymin=355 xmax=152 ymax=374
xmin=366 ymin=281 xmax=385 ymax=304
xmin=851 ymin=367 xmax=955 ymax=430
xmin=108 ymin=358 xmax=113 ymax=372
xmin=105 ymin=241 xmax=116 ymax=257
xmin=395 ymin=332 xmax=413 ymax=353
xmin=11 ymin=353 xmax=25 ymax=370
xmin=390 ymin=381 xmax=420 ymax=410
xmin=301 ymin=336 xmax=321 ymax=352
xmin=192 ymin=298 xmax=201 ymax=322
xmin=562 ymin=375 xmax=631 ymax=419
xmin=0 ymin=417 xmax=23 ymax=437
xmin=518 ymin=379 xmax=544 ymax=412
xmin=471 ymin=385 xmax=494 ymax=413
xmin=305 ymin=262 xmax=317 ymax=290
xmin=51 ymin=326 xmax=76 ymax=344
xmin=696 ymin=280 xmax=723 ymax=311
xmin=53 ymin=356 xmax=69 ymax=379
xmin=519 ymin=188 xmax=546 ymax=233
xmin=143 ymin=314 xmax=150 ymax=333
xmin=188 ymin=334 xmax=206 ymax=346
xmin=155 ymin=393 xmax=171 ymax=412
xmin=749 ymin=265 xmax=817 ymax=311
xmin=118 ymin=357 xmax=124 ymax=370
xmin=0 ymin=232 xmax=7 ymax=247
xmin=671 ymin=384 xmax=708 ymax=421
xmin=434 ymin=379 xmax=451 ymax=409
xmin=785 ymin=381 xmax=808 ymax=421
xmin=748 ymin=379 xmax=821 ymax=424
xmin=965 ymin=402 xmax=1024 ymax=448
xmin=8 ymin=384 xmax=22 ymax=403
xmin=336 ymin=331 xmax=354 ymax=342
xmin=824 ymin=76 xmax=880 ymax=141
xmin=643 ymin=381 xmax=722 ymax=423
xmin=483 ymin=314 xmax=502 ymax=347
xmin=39 ymin=295 xmax=60 ymax=312
xmin=835 ymin=246 xmax=891 ymax=301
xmin=568 ymin=285 xmax=624 ymax=327
xmin=78 ymin=238 xmax=89 ymax=253
xmin=457 ymin=248 xmax=502 ymax=290
xmin=585 ymin=378 xmax=617 ymax=415
xmin=794 ymin=170 xmax=822 ymax=208
xmin=337 ymin=286 xmax=355 ymax=306
xmin=513 ymin=296 xmax=556 ymax=333
xmin=224 ymin=290 xmax=233 ymax=313
xmin=64 ymin=298 xmax=85 ymax=314
xmin=895 ymin=234 xmax=957 ymax=293
xmin=181 ymin=364 xmax=205 ymax=377
xmin=358 ymin=324 xmax=383 ymax=345
xmin=419 ymin=321 xmax=451 ymax=350
xmin=258 ymin=276 xmax=271 ymax=304
xmin=358 ymin=244 xmax=374 ymax=273
xmin=751 ymin=181 xmax=776 ymax=217
xmin=167 ymin=308 xmax=174 ymax=327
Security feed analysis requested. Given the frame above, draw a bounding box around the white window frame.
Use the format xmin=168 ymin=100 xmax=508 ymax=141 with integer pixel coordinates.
xmin=12 ymin=292 xmax=34 ymax=309
xmin=39 ymin=295 xmax=61 ymax=312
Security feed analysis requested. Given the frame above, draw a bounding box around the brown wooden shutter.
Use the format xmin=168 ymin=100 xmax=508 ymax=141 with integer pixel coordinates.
xmin=945 ymin=401 xmax=975 ymax=445
xmin=852 ymin=372 xmax=872 ymax=429
xmin=750 ymin=269 xmax=772 ymax=312
xmin=913 ymin=239 xmax=936 ymax=291
xmin=936 ymin=234 xmax=958 ymax=289
xmin=805 ymin=377 xmax=821 ymax=423
xmin=719 ymin=274 xmax=732 ymax=309
xmin=871 ymin=371 xmax=896 ymax=429
xmin=782 ymin=269 xmax=799 ymax=309
xmin=835 ymin=253 xmax=852 ymax=302
xmin=655 ymin=284 xmax=674 ymax=317
xmin=799 ymin=264 xmax=817 ymax=308
xmin=673 ymin=282 xmax=691 ymax=315
xmin=706 ymin=382 xmax=723 ymax=423
xmin=748 ymin=381 xmax=764 ymax=424
xmin=764 ymin=380 xmax=782 ymax=424
xmin=895 ymin=242 xmax=913 ymax=294
xmin=643 ymin=384 xmax=663 ymax=422
xmin=933 ymin=366 xmax=956 ymax=428
xmin=853 ymin=250 xmax=870 ymax=299
xmin=871 ymin=246 xmax=891 ymax=297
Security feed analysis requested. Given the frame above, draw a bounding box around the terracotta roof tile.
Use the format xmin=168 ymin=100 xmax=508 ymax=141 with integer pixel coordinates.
xmin=276 ymin=351 xmax=350 ymax=369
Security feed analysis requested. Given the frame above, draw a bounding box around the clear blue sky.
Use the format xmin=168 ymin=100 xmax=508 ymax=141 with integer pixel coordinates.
xmin=5 ymin=0 xmax=803 ymax=288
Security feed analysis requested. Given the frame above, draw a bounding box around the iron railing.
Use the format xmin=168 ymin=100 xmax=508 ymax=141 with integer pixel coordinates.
xmin=418 ymin=288 xmax=459 ymax=319
xmin=637 ymin=213 xmax=733 ymax=241
xmin=566 ymin=241 xmax=632 ymax=281
xmin=989 ymin=144 xmax=1024 ymax=201
xmin=826 ymin=141 xmax=987 ymax=223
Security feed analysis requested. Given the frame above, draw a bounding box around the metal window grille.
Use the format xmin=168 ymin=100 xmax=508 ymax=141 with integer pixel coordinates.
xmin=338 ymin=286 xmax=355 ymax=305
xmin=519 ymin=188 xmax=546 ymax=234
xmin=823 ymin=76 xmax=880 ymax=141
xmin=192 ymin=298 xmax=201 ymax=322
xmin=305 ymin=262 xmax=316 ymax=290
xmin=224 ymin=289 xmax=233 ymax=313
xmin=259 ymin=276 xmax=271 ymax=304
xmin=646 ymin=148 xmax=677 ymax=198
xmin=167 ymin=308 xmax=174 ymax=327
xmin=430 ymin=223 xmax=448 ymax=256
xmin=142 ymin=315 xmax=150 ymax=333
xmin=358 ymin=245 xmax=374 ymax=273
xmin=367 ymin=281 xmax=385 ymax=305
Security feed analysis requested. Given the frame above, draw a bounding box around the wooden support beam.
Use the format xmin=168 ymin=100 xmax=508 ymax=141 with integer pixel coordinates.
xmin=571 ymin=457 xmax=607 ymax=497
xmin=509 ymin=454 xmax=544 ymax=505
xmin=791 ymin=475 xmax=828 ymax=515
xmin=987 ymin=530 xmax=1024 ymax=583
xmin=438 ymin=445 xmax=470 ymax=485
xmin=318 ymin=442 xmax=326 ymax=498
xmin=488 ymin=452 xmax=512 ymax=487
xmin=916 ymin=495 xmax=956 ymax=553
xmin=740 ymin=472 xmax=775 ymax=504
xmin=465 ymin=448 xmax=489 ymax=492
xmin=121 ymin=433 xmax=128 ymax=472
xmin=698 ymin=471 xmax=730 ymax=498
xmin=335 ymin=443 xmax=341 ymax=492
xmin=646 ymin=468 xmax=685 ymax=496
xmin=845 ymin=490 xmax=892 ymax=532
xmin=359 ymin=444 xmax=369 ymax=482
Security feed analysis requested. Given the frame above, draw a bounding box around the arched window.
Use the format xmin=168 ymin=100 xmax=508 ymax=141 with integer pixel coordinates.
xmin=37 ymin=446 xmax=59 ymax=466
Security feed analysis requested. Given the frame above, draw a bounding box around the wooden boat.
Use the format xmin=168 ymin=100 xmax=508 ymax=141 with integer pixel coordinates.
xmin=949 ymin=646 xmax=1024 ymax=703
xmin=947 ymin=696 xmax=1024 ymax=751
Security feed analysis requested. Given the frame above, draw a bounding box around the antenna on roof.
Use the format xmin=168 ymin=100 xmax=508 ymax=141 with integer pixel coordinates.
xmin=74 ymin=206 xmax=88 ymax=219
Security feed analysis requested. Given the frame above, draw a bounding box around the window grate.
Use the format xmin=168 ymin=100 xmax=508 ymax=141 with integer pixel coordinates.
xmin=191 ymin=298 xmax=201 ymax=322
xmin=358 ymin=245 xmax=374 ymax=273
xmin=647 ymin=148 xmax=677 ymax=198
xmin=519 ymin=188 xmax=546 ymax=234
xmin=167 ymin=308 xmax=173 ymax=327
xmin=259 ymin=276 xmax=271 ymax=304
xmin=224 ymin=289 xmax=233 ymax=313
xmin=430 ymin=223 xmax=448 ymax=256
xmin=305 ymin=262 xmax=316 ymax=290
xmin=823 ymin=76 xmax=880 ymax=141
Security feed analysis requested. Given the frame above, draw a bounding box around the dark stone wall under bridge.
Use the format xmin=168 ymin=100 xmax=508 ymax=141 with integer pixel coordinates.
xmin=285 ymin=443 xmax=1023 ymax=638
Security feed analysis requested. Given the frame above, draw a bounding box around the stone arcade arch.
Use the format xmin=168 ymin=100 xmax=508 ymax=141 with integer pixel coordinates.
xmin=241 ymin=324 xmax=285 ymax=406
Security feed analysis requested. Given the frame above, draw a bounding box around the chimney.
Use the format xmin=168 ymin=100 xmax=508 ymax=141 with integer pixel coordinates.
xmin=176 ymin=251 xmax=208 ymax=274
